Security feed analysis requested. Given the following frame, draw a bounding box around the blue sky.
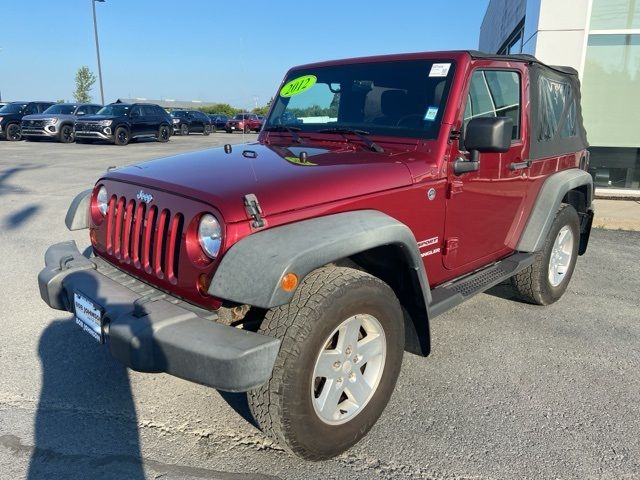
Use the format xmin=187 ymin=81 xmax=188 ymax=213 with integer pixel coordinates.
xmin=0 ymin=0 xmax=488 ymax=108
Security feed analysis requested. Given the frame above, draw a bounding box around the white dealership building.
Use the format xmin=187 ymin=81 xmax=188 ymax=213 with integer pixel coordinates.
xmin=480 ymin=0 xmax=639 ymax=192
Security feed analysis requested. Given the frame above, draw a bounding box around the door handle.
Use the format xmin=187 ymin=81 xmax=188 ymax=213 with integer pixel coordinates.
xmin=509 ymin=160 xmax=532 ymax=170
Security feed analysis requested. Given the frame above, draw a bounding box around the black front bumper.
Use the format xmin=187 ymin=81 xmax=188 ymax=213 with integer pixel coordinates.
xmin=37 ymin=241 xmax=280 ymax=392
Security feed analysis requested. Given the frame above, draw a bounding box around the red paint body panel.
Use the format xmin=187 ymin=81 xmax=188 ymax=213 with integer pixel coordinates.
xmin=90 ymin=51 xmax=587 ymax=310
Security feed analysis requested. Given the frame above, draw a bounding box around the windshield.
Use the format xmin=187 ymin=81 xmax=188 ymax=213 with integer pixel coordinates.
xmin=0 ymin=103 xmax=27 ymax=114
xmin=96 ymin=104 xmax=130 ymax=116
xmin=43 ymin=104 xmax=77 ymax=115
xmin=266 ymin=59 xmax=455 ymax=140
xmin=234 ymin=114 xmax=249 ymax=120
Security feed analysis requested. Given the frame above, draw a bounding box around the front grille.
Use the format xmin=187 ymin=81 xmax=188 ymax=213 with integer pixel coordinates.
xmin=105 ymin=195 xmax=184 ymax=285
xmin=76 ymin=122 xmax=103 ymax=132
xmin=22 ymin=120 xmax=45 ymax=128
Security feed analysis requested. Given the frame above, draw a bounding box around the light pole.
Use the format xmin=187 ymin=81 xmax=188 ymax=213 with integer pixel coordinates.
xmin=92 ymin=0 xmax=105 ymax=104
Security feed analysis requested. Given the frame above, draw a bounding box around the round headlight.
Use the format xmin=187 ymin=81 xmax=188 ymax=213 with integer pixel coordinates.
xmin=198 ymin=214 xmax=222 ymax=259
xmin=96 ymin=186 xmax=108 ymax=216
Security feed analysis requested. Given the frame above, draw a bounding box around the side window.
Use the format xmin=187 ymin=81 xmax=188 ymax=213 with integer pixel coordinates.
xmin=76 ymin=106 xmax=88 ymax=115
xmin=37 ymin=104 xmax=51 ymax=113
xmin=91 ymin=106 xmax=101 ymax=114
xmin=463 ymin=70 xmax=521 ymax=143
xmin=23 ymin=104 xmax=38 ymax=115
xmin=142 ymin=105 xmax=157 ymax=117
xmin=538 ymin=76 xmax=576 ymax=140
xmin=130 ymin=106 xmax=142 ymax=117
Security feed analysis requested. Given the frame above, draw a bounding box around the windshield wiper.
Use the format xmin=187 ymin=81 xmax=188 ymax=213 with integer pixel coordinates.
xmin=264 ymin=125 xmax=304 ymax=144
xmin=317 ymin=128 xmax=384 ymax=153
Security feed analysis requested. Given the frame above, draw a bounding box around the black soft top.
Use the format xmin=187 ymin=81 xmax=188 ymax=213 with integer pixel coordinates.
xmin=468 ymin=50 xmax=588 ymax=159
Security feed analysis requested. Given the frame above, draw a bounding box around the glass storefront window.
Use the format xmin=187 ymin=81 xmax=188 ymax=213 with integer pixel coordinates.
xmin=591 ymin=0 xmax=640 ymax=30
xmin=582 ymin=34 xmax=640 ymax=148
xmin=589 ymin=147 xmax=640 ymax=189
xmin=582 ymin=34 xmax=640 ymax=189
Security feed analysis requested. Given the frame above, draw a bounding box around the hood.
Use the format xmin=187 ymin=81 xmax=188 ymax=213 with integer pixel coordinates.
xmin=103 ymin=142 xmax=415 ymax=223
xmin=22 ymin=113 xmax=77 ymax=121
xmin=76 ymin=114 xmax=120 ymax=122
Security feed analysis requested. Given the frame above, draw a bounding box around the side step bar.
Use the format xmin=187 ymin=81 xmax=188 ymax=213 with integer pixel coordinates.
xmin=429 ymin=252 xmax=535 ymax=318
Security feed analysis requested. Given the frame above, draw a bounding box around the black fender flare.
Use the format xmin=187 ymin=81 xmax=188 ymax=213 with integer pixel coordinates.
xmin=517 ymin=169 xmax=593 ymax=252
xmin=209 ymin=210 xmax=432 ymax=310
xmin=65 ymin=189 xmax=92 ymax=231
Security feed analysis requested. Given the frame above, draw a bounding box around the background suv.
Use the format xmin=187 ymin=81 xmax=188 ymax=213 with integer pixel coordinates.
xmin=208 ymin=114 xmax=229 ymax=132
xmin=170 ymin=110 xmax=212 ymax=135
xmin=0 ymin=101 xmax=54 ymax=141
xmin=225 ymin=113 xmax=262 ymax=133
xmin=74 ymin=102 xmax=172 ymax=145
xmin=21 ymin=103 xmax=102 ymax=143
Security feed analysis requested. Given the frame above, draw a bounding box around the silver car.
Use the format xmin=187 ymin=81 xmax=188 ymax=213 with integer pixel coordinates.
xmin=21 ymin=103 xmax=102 ymax=143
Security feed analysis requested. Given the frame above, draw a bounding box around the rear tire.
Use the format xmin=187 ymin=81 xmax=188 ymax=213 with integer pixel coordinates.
xmin=114 ymin=126 xmax=130 ymax=146
xmin=511 ymin=204 xmax=580 ymax=305
xmin=248 ymin=266 xmax=404 ymax=460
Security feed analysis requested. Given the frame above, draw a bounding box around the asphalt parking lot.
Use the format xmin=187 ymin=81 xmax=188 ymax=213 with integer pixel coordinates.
xmin=0 ymin=135 xmax=638 ymax=480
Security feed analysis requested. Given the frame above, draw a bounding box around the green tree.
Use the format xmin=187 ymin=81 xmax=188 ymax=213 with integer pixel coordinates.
xmin=252 ymin=97 xmax=273 ymax=116
xmin=199 ymin=103 xmax=240 ymax=117
xmin=73 ymin=66 xmax=96 ymax=103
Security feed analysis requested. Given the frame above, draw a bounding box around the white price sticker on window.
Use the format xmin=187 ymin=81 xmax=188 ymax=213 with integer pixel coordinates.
xmin=429 ymin=63 xmax=451 ymax=77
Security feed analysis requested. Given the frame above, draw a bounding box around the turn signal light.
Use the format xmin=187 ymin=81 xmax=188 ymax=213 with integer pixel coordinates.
xmin=281 ymin=272 xmax=298 ymax=292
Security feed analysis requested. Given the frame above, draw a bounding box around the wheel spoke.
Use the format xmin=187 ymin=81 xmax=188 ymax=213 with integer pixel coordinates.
xmin=357 ymin=334 xmax=383 ymax=363
xmin=345 ymin=371 xmax=372 ymax=406
xmin=315 ymin=350 xmax=342 ymax=379
xmin=337 ymin=317 xmax=361 ymax=353
xmin=316 ymin=378 xmax=344 ymax=420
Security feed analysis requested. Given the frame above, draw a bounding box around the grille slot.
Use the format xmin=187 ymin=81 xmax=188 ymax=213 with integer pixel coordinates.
xmin=105 ymin=196 xmax=183 ymax=283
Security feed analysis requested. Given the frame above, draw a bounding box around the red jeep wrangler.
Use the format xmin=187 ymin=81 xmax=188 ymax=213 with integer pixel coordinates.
xmin=38 ymin=51 xmax=593 ymax=460
xmin=225 ymin=112 xmax=262 ymax=133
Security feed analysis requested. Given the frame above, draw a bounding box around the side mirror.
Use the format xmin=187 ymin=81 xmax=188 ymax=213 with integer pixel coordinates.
xmin=464 ymin=116 xmax=513 ymax=153
xmin=454 ymin=117 xmax=514 ymax=175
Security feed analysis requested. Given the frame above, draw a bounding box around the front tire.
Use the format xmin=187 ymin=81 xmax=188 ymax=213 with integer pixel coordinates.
xmin=6 ymin=123 xmax=22 ymax=141
xmin=114 ymin=126 xmax=130 ymax=146
xmin=248 ymin=266 xmax=404 ymax=460
xmin=59 ymin=124 xmax=74 ymax=143
xmin=511 ymin=204 xmax=580 ymax=305
xmin=180 ymin=124 xmax=189 ymax=136
xmin=157 ymin=124 xmax=170 ymax=142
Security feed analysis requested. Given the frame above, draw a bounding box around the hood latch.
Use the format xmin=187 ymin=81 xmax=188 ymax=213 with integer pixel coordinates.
xmin=244 ymin=193 xmax=265 ymax=229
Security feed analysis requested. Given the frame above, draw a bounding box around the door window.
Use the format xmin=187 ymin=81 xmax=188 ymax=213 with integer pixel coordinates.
xmin=463 ymin=70 xmax=521 ymax=145
xmin=23 ymin=104 xmax=38 ymax=115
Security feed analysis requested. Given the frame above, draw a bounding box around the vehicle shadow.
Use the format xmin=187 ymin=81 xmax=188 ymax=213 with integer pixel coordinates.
xmin=484 ymin=279 xmax=531 ymax=304
xmin=217 ymin=392 xmax=259 ymax=428
xmin=28 ymin=273 xmax=147 ymax=479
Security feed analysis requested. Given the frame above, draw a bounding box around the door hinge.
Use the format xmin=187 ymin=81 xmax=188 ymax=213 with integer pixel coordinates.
xmin=447 ymin=180 xmax=464 ymax=198
xmin=244 ymin=193 xmax=265 ymax=229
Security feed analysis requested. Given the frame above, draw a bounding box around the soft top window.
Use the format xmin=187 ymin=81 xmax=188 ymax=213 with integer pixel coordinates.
xmin=538 ymin=76 xmax=577 ymax=141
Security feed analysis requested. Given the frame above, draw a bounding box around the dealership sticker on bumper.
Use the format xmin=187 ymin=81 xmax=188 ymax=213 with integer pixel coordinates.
xmin=74 ymin=292 xmax=104 ymax=343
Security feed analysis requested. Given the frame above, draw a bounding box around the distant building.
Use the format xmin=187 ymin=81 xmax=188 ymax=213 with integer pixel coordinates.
xmin=115 ymin=98 xmax=221 ymax=111
xmin=480 ymin=0 xmax=640 ymax=192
